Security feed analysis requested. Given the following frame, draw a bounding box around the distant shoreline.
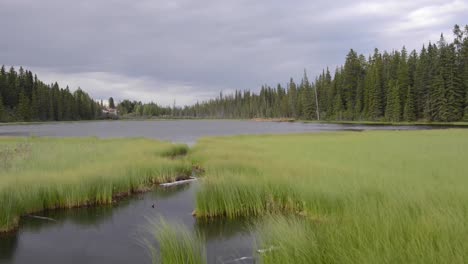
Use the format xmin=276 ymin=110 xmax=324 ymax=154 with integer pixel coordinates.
xmin=1 ymin=117 xmax=468 ymax=127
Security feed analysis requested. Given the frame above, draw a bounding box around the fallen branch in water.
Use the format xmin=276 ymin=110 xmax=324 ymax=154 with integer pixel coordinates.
xmin=25 ymin=214 xmax=57 ymax=222
xmin=223 ymin=256 xmax=254 ymax=263
xmin=159 ymin=177 xmax=197 ymax=187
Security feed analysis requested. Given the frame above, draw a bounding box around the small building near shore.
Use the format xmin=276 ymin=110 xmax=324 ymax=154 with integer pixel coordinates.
xmin=102 ymin=107 xmax=118 ymax=118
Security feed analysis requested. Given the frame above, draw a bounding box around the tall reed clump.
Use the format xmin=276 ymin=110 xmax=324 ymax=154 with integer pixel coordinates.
xmin=192 ymin=130 xmax=468 ymax=263
xmin=196 ymin=174 xmax=305 ymax=218
xmin=256 ymin=215 xmax=318 ymax=264
xmin=0 ymin=137 xmax=191 ymax=232
xmin=146 ymin=218 xmax=206 ymax=264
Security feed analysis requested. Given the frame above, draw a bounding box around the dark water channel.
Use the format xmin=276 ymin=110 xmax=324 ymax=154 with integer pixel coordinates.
xmin=0 ymin=120 xmax=450 ymax=263
xmin=0 ymin=183 xmax=255 ymax=264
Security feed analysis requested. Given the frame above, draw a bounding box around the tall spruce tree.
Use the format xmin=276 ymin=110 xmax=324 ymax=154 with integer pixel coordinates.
xmin=16 ymin=92 xmax=31 ymax=121
xmin=108 ymin=97 xmax=115 ymax=108
xmin=404 ymin=85 xmax=416 ymax=121
xmin=385 ymin=80 xmax=401 ymax=122
xmin=343 ymin=49 xmax=361 ymax=118
xmin=369 ymin=49 xmax=384 ymax=119
xmin=288 ymin=78 xmax=298 ymax=118
xmin=460 ymin=25 xmax=468 ymax=120
xmin=0 ymin=95 xmax=4 ymax=121
xmin=397 ymin=47 xmax=409 ymax=120
xmin=300 ymin=71 xmax=315 ymax=120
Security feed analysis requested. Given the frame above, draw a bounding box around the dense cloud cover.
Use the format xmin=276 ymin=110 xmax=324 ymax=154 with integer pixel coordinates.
xmin=1 ymin=0 xmax=467 ymax=105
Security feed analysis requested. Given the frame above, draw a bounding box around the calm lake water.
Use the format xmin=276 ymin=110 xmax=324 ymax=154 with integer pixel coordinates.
xmin=0 ymin=120 xmax=445 ymax=264
xmin=0 ymin=120 xmax=435 ymax=145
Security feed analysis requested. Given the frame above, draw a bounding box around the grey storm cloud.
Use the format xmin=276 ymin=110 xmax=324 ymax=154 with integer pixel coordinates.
xmin=1 ymin=0 xmax=467 ymax=105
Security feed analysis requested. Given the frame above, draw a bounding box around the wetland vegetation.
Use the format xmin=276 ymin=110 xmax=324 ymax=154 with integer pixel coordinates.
xmin=1 ymin=127 xmax=468 ymax=263
xmin=0 ymin=137 xmax=191 ymax=232
xmin=189 ymin=129 xmax=468 ymax=263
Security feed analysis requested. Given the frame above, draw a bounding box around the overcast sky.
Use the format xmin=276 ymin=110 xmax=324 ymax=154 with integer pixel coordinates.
xmin=1 ymin=0 xmax=467 ymax=106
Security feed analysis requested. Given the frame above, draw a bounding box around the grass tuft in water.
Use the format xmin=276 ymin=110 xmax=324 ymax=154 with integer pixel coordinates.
xmin=146 ymin=218 xmax=206 ymax=264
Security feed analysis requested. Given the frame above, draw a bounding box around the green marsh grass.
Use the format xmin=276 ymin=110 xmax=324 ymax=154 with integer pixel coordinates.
xmin=146 ymin=218 xmax=206 ymax=264
xmin=0 ymin=137 xmax=191 ymax=232
xmin=192 ymin=130 xmax=468 ymax=263
xmin=161 ymin=144 xmax=189 ymax=158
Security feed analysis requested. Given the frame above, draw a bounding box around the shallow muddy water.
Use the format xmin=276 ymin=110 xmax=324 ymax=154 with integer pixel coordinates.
xmin=0 ymin=183 xmax=256 ymax=264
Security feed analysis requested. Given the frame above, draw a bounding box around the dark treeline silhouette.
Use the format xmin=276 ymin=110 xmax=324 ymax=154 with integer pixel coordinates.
xmin=122 ymin=25 xmax=468 ymax=122
xmin=0 ymin=66 xmax=102 ymax=122
xmin=177 ymin=25 xmax=468 ymax=122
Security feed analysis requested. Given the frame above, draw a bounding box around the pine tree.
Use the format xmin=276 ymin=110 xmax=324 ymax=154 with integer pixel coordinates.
xmin=327 ymin=68 xmax=340 ymax=118
xmin=108 ymin=97 xmax=115 ymax=108
xmin=404 ymin=85 xmax=416 ymax=121
xmin=30 ymin=89 xmax=39 ymax=121
xmin=333 ymin=92 xmax=343 ymax=120
xmin=48 ymin=91 xmax=55 ymax=121
xmin=424 ymin=43 xmax=438 ymax=121
xmin=464 ymin=93 xmax=468 ymax=121
xmin=368 ymin=50 xmax=384 ymax=120
xmin=397 ymin=47 xmax=409 ymax=120
xmin=343 ymin=49 xmax=361 ymax=118
xmin=461 ymin=25 xmax=468 ymax=120
xmin=413 ymin=45 xmax=427 ymax=119
xmin=300 ymin=71 xmax=315 ymax=120
xmin=354 ymin=78 xmax=364 ymax=119
xmin=385 ymin=80 xmax=401 ymax=122
xmin=0 ymin=66 xmax=7 ymax=108
xmin=17 ymin=92 xmax=31 ymax=121
xmin=351 ymin=55 xmax=366 ymax=119
xmin=445 ymin=44 xmax=463 ymax=121
xmin=6 ymin=67 xmax=18 ymax=107
xmin=432 ymin=72 xmax=449 ymax=121
xmin=288 ymin=78 xmax=298 ymax=118
xmin=0 ymin=94 xmax=4 ymax=122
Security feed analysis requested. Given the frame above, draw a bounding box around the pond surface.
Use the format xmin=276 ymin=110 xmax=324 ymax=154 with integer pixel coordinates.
xmin=0 ymin=120 xmax=447 ymax=263
xmin=0 ymin=183 xmax=256 ymax=264
xmin=0 ymin=120 xmax=436 ymax=145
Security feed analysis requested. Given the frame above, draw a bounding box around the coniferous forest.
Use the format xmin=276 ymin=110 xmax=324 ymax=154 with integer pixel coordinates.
xmin=0 ymin=66 xmax=101 ymax=122
xmin=168 ymin=25 xmax=468 ymax=122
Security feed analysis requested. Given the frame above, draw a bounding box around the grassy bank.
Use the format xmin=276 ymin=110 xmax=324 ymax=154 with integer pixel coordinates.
xmin=309 ymin=120 xmax=468 ymax=127
xmin=192 ymin=130 xmax=468 ymax=263
xmin=0 ymin=137 xmax=191 ymax=232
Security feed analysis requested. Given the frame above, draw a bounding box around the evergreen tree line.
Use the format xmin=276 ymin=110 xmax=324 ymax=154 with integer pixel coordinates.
xmin=165 ymin=25 xmax=468 ymax=122
xmin=0 ymin=66 xmax=102 ymax=122
xmin=117 ymin=99 xmax=173 ymax=117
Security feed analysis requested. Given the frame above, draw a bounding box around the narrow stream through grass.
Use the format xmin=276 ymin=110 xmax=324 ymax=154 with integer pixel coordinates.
xmin=0 ymin=182 xmax=256 ymax=264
